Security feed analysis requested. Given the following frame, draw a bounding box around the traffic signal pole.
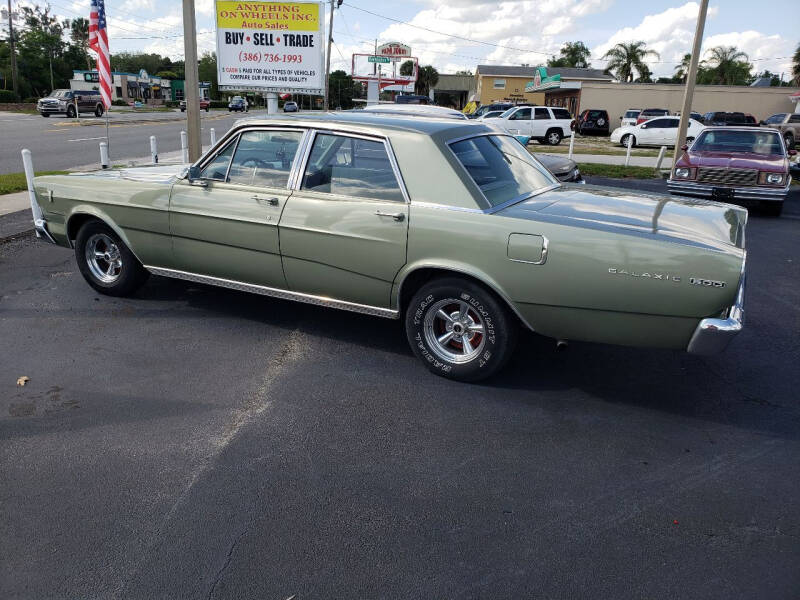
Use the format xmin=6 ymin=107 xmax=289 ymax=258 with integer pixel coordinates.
xmin=673 ymin=0 xmax=709 ymax=166
xmin=182 ymin=0 xmax=202 ymax=162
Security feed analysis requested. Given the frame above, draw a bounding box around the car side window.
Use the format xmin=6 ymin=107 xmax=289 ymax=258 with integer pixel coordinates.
xmin=534 ymin=108 xmax=549 ymax=120
xmin=301 ymin=133 xmax=404 ymax=202
xmin=645 ymin=118 xmax=668 ymax=128
xmin=789 ymin=114 xmax=800 ymax=124
xmin=226 ymin=130 xmax=303 ymax=188
xmin=509 ymin=108 xmax=531 ymax=120
xmin=551 ymin=108 xmax=572 ymax=119
xmin=198 ymin=137 xmax=237 ymax=181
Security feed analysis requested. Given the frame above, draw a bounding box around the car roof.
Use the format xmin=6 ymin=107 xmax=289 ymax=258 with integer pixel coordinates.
xmin=232 ymin=111 xmax=490 ymax=136
xmin=357 ymin=104 xmax=468 ymax=120
xmin=701 ymin=126 xmax=779 ymax=134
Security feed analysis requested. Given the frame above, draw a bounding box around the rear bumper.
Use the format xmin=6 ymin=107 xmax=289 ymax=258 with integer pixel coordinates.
xmin=668 ymin=179 xmax=790 ymax=203
xmin=687 ymin=254 xmax=746 ymax=355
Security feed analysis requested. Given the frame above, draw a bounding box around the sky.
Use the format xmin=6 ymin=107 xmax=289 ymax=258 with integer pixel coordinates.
xmin=16 ymin=0 xmax=799 ymax=81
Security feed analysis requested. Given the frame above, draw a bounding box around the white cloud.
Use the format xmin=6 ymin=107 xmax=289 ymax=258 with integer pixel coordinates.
xmin=702 ymin=31 xmax=794 ymax=78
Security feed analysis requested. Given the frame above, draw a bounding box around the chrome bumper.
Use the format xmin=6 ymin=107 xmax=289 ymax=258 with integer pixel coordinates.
xmin=668 ymin=179 xmax=790 ymax=203
xmin=34 ymin=218 xmax=57 ymax=244
xmin=687 ymin=255 xmax=746 ymax=355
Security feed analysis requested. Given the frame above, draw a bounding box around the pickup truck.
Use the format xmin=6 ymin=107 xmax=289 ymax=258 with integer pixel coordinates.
xmin=761 ymin=112 xmax=800 ymax=149
xmin=179 ymin=99 xmax=211 ymax=112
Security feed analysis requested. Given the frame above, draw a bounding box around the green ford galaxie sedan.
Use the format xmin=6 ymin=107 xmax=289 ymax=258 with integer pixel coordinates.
xmin=27 ymin=113 xmax=747 ymax=381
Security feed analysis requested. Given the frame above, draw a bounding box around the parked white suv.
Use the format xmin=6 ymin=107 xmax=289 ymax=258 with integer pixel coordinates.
xmin=620 ymin=108 xmax=641 ymax=128
xmin=491 ymin=106 xmax=574 ymax=145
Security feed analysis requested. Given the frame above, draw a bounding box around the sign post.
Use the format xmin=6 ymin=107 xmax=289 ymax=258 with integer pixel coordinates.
xmin=215 ymin=1 xmax=325 ymax=100
xmin=182 ymin=0 xmax=202 ymax=161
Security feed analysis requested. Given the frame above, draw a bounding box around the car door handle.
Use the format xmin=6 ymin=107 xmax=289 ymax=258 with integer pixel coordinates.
xmin=375 ymin=210 xmax=405 ymax=222
xmin=252 ymin=195 xmax=280 ymax=206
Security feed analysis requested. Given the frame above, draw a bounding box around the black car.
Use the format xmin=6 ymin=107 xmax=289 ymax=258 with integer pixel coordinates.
xmin=467 ymin=102 xmax=515 ymax=119
xmin=701 ymin=112 xmax=758 ymax=127
xmin=576 ymin=109 xmax=609 ymax=135
xmin=395 ymin=94 xmax=431 ymax=105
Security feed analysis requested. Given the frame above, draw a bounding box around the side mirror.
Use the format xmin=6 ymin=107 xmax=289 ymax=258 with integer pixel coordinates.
xmin=681 ymin=144 xmax=689 ymax=151
xmin=187 ymin=165 xmax=208 ymax=186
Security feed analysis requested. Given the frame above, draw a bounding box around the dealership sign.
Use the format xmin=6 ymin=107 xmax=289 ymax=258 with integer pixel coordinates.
xmin=377 ymin=42 xmax=411 ymax=62
xmin=525 ymin=67 xmax=562 ymax=92
xmin=215 ymin=1 xmax=324 ymax=93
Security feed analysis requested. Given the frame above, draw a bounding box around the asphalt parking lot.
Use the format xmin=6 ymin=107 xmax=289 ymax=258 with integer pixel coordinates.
xmin=1 ymin=181 xmax=799 ymax=599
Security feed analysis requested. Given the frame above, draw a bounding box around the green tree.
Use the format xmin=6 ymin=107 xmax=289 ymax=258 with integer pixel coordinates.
xmin=156 ymin=70 xmax=179 ymax=79
xmin=414 ymin=64 xmax=439 ymax=96
xmin=548 ymin=41 xmax=591 ymax=68
xmin=792 ymin=42 xmax=800 ymax=85
xmin=601 ymin=41 xmax=659 ymax=82
xmin=197 ymin=51 xmax=218 ymax=99
xmin=399 ymin=60 xmax=414 ymax=76
xmin=328 ymin=69 xmax=357 ymax=109
xmin=703 ymin=46 xmax=751 ymax=85
xmin=68 ymin=17 xmax=92 ymax=70
xmin=16 ymin=5 xmax=68 ymax=96
xmin=635 ymin=63 xmax=653 ymax=83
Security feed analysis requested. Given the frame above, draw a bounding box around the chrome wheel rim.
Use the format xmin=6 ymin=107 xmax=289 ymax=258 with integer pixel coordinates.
xmin=424 ymin=298 xmax=486 ymax=364
xmin=548 ymin=132 xmax=560 ymax=144
xmin=85 ymin=233 xmax=122 ymax=283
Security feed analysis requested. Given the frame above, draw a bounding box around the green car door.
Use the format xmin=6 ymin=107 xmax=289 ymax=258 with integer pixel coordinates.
xmin=278 ymin=131 xmax=409 ymax=308
xmin=169 ymin=128 xmax=305 ymax=288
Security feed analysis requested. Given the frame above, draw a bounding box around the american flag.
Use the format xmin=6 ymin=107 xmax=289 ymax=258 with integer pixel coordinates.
xmin=88 ymin=0 xmax=111 ymax=109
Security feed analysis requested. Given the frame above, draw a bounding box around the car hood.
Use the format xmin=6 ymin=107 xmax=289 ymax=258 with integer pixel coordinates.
xmin=68 ymin=164 xmax=187 ymax=184
xmin=679 ymin=151 xmax=787 ymax=172
xmin=499 ymin=184 xmax=747 ymax=251
xmin=534 ymin=153 xmax=576 ymax=174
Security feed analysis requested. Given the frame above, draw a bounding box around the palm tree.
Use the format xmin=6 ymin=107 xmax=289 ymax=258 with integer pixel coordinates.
xmin=704 ymin=46 xmax=750 ymax=85
xmin=601 ymin=42 xmax=660 ymax=82
xmin=414 ymin=65 xmax=439 ymax=96
xmin=68 ymin=17 xmax=92 ymax=70
xmin=792 ymin=42 xmax=800 ymax=86
xmin=674 ymin=53 xmax=691 ymax=82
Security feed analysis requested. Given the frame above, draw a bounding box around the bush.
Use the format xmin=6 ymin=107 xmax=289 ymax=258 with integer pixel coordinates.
xmin=210 ymin=100 xmax=228 ymax=109
xmin=165 ymin=100 xmax=179 ymax=108
xmin=23 ymin=97 xmax=39 ymax=104
xmin=112 ymin=99 xmax=128 ymax=106
xmin=0 ymin=90 xmax=18 ymax=102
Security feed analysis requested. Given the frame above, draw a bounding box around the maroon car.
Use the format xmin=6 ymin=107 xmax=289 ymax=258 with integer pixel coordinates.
xmin=668 ymin=127 xmax=795 ymax=216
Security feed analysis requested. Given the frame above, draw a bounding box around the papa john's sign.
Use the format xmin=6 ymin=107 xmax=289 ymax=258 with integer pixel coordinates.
xmin=525 ymin=67 xmax=562 ymax=92
xmin=215 ymin=1 xmax=324 ymax=93
xmin=377 ymin=42 xmax=411 ymax=62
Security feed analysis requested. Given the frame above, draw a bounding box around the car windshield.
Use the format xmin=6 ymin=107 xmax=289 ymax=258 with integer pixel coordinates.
xmin=498 ymin=107 xmax=517 ymax=118
xmin=48 ymin=90 xmax=70 ymax=98
xmin=624 ymin=111 xmax=640 ymax=118
xmin=692 ymin=130 xmax=785 ymax=155
xmin=449 ymin=135 xmax=557 ymax=207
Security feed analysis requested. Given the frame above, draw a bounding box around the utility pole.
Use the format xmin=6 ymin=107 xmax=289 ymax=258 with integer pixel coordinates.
xmin=7 ymin=0 xmax=19 ymax=100
xmin=323 ymin=0 xmax=334 ymax=111
xmin=673 ymin=0 xmax=709 ymax=166
xmin=182 ymin=0 xmax=202 ymax=161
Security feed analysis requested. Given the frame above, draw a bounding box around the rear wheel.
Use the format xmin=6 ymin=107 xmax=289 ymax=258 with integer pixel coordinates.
xmin=546 ymin=129 xmax=562 ymax=145
xmin=75 ymin=220 xmax=149 ymax=296
xmin=405 ymin=277 xmax=517 ymax=381
xmin=66 ymin=105 xmax=76 ymax=118
xmin=95 ymin=104 xmax=104 ymax=117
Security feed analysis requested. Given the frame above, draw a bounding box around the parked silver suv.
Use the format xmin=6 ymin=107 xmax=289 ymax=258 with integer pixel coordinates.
xmin=38 ymin=89 xmax=104 ymax=118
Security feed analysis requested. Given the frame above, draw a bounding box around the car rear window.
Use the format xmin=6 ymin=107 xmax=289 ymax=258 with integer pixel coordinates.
xmin=551 ymin=108 xmax=572 ymax=119
xmin=624 ymin=110 xmax=640 ymax=118
xmin=449 ymin=135 xmax=557 ymax=207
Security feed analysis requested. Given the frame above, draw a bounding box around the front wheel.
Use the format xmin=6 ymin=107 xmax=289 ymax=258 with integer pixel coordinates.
xmin=66 ymin=105 xmax=76 ymax=118
xmin=620 ymin=134 xmax=635 ymax=148
xmin=785 ymin=134 xmax=795 ymax=151
xmin=75 ymin=220 xmax=149 ymax=296
xmin=405 ymin=277 xmax=518 ymax=381
xmin=95 ymin=104 xmax=104 ymax=117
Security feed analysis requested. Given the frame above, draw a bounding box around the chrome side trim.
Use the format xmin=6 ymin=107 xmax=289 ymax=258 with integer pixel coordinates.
xmin=145 ymin=266 xmax=399 ymax=319
xmin=687 ymin=251 xmax=746 ymax=355
xmin=410 ymin=201 xmax=484 ymax=214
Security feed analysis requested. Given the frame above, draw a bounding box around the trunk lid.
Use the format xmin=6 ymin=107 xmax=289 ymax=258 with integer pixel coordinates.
xmin=66 ymin=164 xmax=186 ymax=184
xmin=500 ymin=184 xmax=747 ymax=251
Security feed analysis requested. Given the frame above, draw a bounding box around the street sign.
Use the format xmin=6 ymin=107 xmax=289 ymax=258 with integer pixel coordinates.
xmin=215 ymin=1 xmax=325 ymax=94
xmin=367 ymin=56 xmax=390 ymax=63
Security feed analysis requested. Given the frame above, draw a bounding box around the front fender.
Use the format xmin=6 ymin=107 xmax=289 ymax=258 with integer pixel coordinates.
xmin=65 ymin=206 xmax=146 ymax=265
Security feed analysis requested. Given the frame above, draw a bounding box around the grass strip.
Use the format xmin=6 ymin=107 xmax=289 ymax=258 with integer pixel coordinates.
xmin=576 ymin=163 xmax=663 ymax=179
xmin=0 ymin=171 xmax=69 ymax=195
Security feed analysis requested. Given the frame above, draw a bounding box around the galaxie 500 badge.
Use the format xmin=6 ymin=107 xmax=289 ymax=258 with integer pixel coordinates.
xmin=608 ymin=268 xmax=726 ymax=288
